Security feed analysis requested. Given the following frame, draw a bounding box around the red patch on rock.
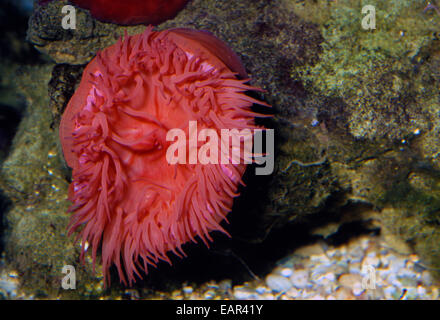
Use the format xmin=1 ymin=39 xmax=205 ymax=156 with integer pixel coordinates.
xmin=40 ymin=0 xmax=190 ymax=25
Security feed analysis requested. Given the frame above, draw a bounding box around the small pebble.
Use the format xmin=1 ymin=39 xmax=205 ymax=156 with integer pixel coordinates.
xmin=389 ymin=256 xmax=407 ymax=273
xmin=352 ymin=283 xmax=364 ymax=296
xmin=313 ymin=272 xmax=336 ymax=287
xmin=334 ymin=287 xmax=355 ymax=300
xmin=290 ymin=270 xmax=309 ymax=289
xmin=255 ymin=286 xmax=267 ymax=295
xmin=348 ymin=262 xmax=361 ymax=274
xmin=233 ymin=286 xmax=255 ymax=300
xmin=182 ymin=286 xmax=193 ymax=294
xmin=218 ymin=279 xmax=232 ymax=293
xmin=310 ymin=254 xmax=332 ymax=265
xmin=280 ymin=268 xmax=293 ymax=278
xmin=266 ymin=274 xmax=292 ymax=293
xmin=286 ymin=287 xmax=301 ymax=298
xmin=260 ymin=293 xmax=275 ymax=300
xmin=362 ymin=255 xmax=380 ymax=269
xmin=397 ymin=268 xmax=414 ymax=278
xmin=338 ymin=273 xmax=362 ymax=289
xmin=421 ymin=270 xmax=433 ymax=286
xmin=204 ymin=290 xmax=215 ymax=299
xmin=417 ymin=285 xmax=427 ymax=296
xmin=383 ymin=285 xmax=396 ymax=299
xmin=387 ymin=274 xmax=403 ymax=288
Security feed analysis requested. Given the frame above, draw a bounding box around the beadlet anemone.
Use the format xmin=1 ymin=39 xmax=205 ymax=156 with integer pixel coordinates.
xmin=59 ymin=26 xmax=269 ymax=285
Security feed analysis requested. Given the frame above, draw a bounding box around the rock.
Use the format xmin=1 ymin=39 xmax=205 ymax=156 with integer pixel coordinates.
xmin=334 ymin=287 xmax=355 ymax=300
xmin=27 ymin=0 xmax=145 ymax=64
xmin=280 ymin=268 xmax=293 ymax=278
xmin=182 ymin=286 xmax=193 ymax=294
xmin=338 ymin=274 xmax=362 ymax=290
xmin=417 ymin=285 xmax=427 ymax=297
xmin=352 ymin=284 xmax=364 ymax=297
xmin=361 ymin=255 xmax=381 ymax=271
xmin=388 ymin=256 xmax=407 ymax=274
xmin=387 ymin=274 xmax=403 ymax=288
xmin=255 ymin=286 xmax=267 ymax=295
xmin=233 ymin=286 xmax=256 ymax=300
xmin=421 ymin=270 xmax=433 ymax=286
xmin=383 ymin=286 xmax=397 ymax=299
xmin=266 ymin=274 xmax=293 ymax=293
xmin=348 ymin=262 xmax=362 ymax=275
xmin=294 ymin=243 xmax=326 ymax=258
xmin=290 ymin=269 xmax=310 ymax=289
xmin=286 ymin=287 xmax=300 ymax=299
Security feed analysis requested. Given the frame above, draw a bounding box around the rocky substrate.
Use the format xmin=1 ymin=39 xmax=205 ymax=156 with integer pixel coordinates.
xmin=1 ymin=230 xmax=439 ymax=300
xmin=134 ymin=233 xmax=439 ymax=300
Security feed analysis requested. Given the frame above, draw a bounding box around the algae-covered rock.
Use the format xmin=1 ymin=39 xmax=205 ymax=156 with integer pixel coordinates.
xmin=288 ymin=0 xmax=440 ymax=277
xmin=0 ymin=62 xmax=107 ymax=298
xmin=290 ymin=0 xmax=438 ymax=141
xmin=28 ymin=0 xmax=145 ymax=64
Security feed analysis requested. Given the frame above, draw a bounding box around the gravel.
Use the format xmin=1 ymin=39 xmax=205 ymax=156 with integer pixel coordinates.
xmin=1 ymin=232 xmax=438 ymax=300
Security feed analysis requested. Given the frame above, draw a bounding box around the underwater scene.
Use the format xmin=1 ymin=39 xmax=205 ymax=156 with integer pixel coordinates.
xmin=0 ymin=0 xmax=440 ymax=301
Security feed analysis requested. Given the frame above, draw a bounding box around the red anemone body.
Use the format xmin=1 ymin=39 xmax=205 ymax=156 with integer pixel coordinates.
xmin=59 ymin=27 xmax=268 ymax=285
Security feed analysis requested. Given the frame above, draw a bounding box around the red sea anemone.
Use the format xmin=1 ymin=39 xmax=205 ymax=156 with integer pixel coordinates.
xmin=70 ymin=0 xmax=190 ymax=25
xmin=59 ymin=26 xmax=269 ymax=285
xmin=39 ymin=0 xmax=190 ymax=25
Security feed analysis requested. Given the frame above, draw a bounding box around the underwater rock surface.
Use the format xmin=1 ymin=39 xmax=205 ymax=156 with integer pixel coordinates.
xmin=287 ymin=0 xmax=440 ymax=279
xmin=0 ymin=0 xmax=439 ymax=297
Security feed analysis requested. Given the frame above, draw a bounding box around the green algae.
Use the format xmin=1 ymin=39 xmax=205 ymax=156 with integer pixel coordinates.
xmin=289 ymin=0 xmax=439 ymax=140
